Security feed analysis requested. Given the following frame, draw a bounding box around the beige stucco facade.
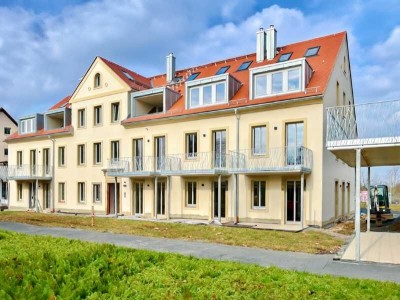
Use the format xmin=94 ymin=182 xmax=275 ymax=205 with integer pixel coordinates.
xmin=6 ymin=33 xmax=355 ymax=227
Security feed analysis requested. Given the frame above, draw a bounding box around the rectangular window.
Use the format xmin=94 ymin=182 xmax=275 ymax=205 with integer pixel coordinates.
xmin=255 ymin=74 xmax=267 ymax=97
xmin=78 ymin=182 xmax=85 ymax=203
xmin=58 ymin=146 xmax=65 ymax=167
xmin=111 ymin=141 xmax=119 ymax=161
xmin=133 ymin=138 xmax=143 ymax=171
xmin=271 ymin=72 xmax=283 ymax=93
xmin=252 ymin=126 xmax=267 ymax=155
xmin=203 ymin=85 xmax=212 ymax=105
xmin=17 ymin=151 xmax=23 ymax=167
xmin=343 ymin=92 xmax=346 ymax=106
xmin=78 ymin=144 xmax=85 ymax=165
xmin=20 ymin=118 xmax=34 ymax=134
xmin=216 ymin=83 xmax=226 ymax=103
xmin=185 ymin=133 xmax=197 ymax=159
xmin=190 ymin=87 xmax=200 ymax=107
xmin=4 ymin=148 xmax=8 ymax=156
xmin=58 ymin=182 xmax=66 ymax=202
xmin=93 ymin=142 xmax=102 ymax=165
xmin=253 ymin=181 xmax=266 ymax=208
xmin=111 ymin=102 xmax=120 ymax=122
xmin=135 ymin=182 xmax=143 ymax=214
xmin=94 ymin=106 xmax=102 ymax=125
xmin=17 ymin=183 xmax=23 ymax=201
xmin=4 ymin=127 xmax=11 ymax=135
xmin=186 ymin=181 xmax=197 ymax=207
xmin=93 ymin=183 xmax=101 ymax=203
xmin=78 ymin=109 xmax=85 ymax=128
xmin=288 ymin=69 xmax=300 ymax=91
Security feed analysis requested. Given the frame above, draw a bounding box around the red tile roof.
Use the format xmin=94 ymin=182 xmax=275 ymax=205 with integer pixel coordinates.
xmin=123 ymin=31 xmax=347 ymax=124
xmin=6 ymin=125 xmax=73 ymax=142
xmin=99 ymin=57 xmax=152 ymax=91
xmin=49 ymin=95 xmax=71 ymax=110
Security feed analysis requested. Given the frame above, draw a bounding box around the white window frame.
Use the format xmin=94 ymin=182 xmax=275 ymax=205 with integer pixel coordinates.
xmin=78 ymin=109 xmax=86 ymax=128
xmin=252 ymin=180 xmax=266 ymax=209
xmin=78 ymin=144 xmax=85 ymax=165
xmin=186 ymin=181 xmax=197 ymax=207
xmin=17 ymin=183 xmax=23 ymax=201
xmin=78 ymin=182 xmax=86 ymax=203
xmin=185 ymin=133 xmax=197 ymax=159
xmin=20 ymin=118 xmax=35 ymax=134
xmin=111 ymin=141 xmax=119 ymax=161
xmin=93 ymin=183 xmax=101 ymax=203
xmin=94 ymin=105 xmax=102 ymax=126
xmin=17 ymin=151 xmax=23 ymax=167
xmin=93 ymin=142 xmax=102 ymax=165
xmin=58 ymin=182 xmax=66 ymax=203
xmin=58 ymin=146 xmax=66 ymax=167
xmin=111 ymin=102 xmax=120 ymax=123
xmin=252 ymin=126 xmax=267 ymax=155
xmin=188 ymin=81 xmax=226 ymax=108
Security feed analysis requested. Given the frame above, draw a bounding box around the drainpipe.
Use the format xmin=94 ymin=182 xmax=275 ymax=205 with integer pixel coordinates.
xmin=114 ymin=177 xmax=118 ymax=218
xmin=50 ymin=138 xmax=56 ymax=213
xmin=234 ymin=108 xmax=240 ymax=224
xmin=218 ymin=174 xmax=222 ymax=223
xmin=154 ymin=176 xmax=158 ymax=219
xmin=35 ymin=179 xmax=39 ymax=212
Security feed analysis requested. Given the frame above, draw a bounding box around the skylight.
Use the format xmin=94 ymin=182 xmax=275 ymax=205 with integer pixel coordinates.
xmin=216 ymin=66 xmax=230 ymax=75
xmin=237 ymin=61 xmax=252 ymax=71
xmin=187 ymin=72 xmax=200 ymax=81
xmin=122 ymin=70 xmax=134 ymax=81
xmin=304 ymin=46 xmax=320 ymax=57
xmin=277 ymin=53 xmax=292 ymax=62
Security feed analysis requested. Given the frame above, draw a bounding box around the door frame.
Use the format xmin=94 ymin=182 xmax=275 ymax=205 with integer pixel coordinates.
xmin=107 ymin=182 xmax=121 ymax=215
xmin=285 ymin=180 xmax=301 ymax=224
xmin=213 ymin=180 xmax=228 ymax=218
xmin=156 ymin=180 xmax=166 ymax=216
xmin=133 ymin=181 xmax=144 ymax=215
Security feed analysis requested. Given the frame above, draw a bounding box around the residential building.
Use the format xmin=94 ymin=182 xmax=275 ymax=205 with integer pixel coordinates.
xmin=0 ymin=107 xmax=18 ymax=205
xmin=6 ymin=26 xmax=354 ymax=227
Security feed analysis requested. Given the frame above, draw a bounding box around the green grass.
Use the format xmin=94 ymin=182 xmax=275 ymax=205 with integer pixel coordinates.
xmin=0 ymin=230 xmax=398 ymax=299
xmin=0 ymin=211 xmax=342 ymax=254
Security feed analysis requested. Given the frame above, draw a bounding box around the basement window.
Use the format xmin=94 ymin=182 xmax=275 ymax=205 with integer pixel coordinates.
xmin=237 ymin=61 xmax=252 ymax=71
xmin=277 ymin=53 xmax=292 ymax=62
xmin=304 ymin=46 xmax=320 ymax=57
xmin=216 ymin=66 xmax=230 ymax=75
xmin=187 ymin=73 xmax=200 ymax=81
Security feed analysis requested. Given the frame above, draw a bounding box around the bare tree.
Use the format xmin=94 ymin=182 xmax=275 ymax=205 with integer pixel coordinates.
xmin=386 ymin=167 xmax=400 ymax=203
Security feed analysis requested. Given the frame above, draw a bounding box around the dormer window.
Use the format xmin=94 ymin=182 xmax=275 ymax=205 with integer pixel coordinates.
xmin=250 ymin=58 xmax=313 ymax=99
xmin=94 ymin=73 xmax=101 ymax=88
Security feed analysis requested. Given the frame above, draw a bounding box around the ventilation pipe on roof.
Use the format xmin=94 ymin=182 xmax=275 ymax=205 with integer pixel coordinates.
xmin=266 ymin=25 xmax=277 ymax=60
xmin=256 ymin=28 xmax=266 ymax=63
xmin=166 ymin=53 xmax=176 ymax=82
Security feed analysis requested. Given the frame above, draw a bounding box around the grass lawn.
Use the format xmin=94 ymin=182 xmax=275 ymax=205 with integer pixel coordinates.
xmin=0 ymin=211 xmax=342 ymax=254
xmin=0 ymin=230 xmax=398 ymax=299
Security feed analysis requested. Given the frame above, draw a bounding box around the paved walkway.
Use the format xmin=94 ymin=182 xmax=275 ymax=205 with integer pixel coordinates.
xmin=0 ymin=222 xmax=399 ymax=283
xmin=342 ymin=232 xmax=400 ymax=264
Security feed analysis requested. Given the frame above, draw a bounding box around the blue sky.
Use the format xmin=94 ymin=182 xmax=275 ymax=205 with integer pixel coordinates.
xmin=1 ymin=0 xmax=400 ymax=119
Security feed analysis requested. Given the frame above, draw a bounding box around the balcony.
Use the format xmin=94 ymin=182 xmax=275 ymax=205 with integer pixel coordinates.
xmin=163 ymin=151 xmax=233 ymax=175
xmin=7 ymin=165 xmax=52 ymax=180
xmin=326 ymin=100 xmax=400 ymax=167
xmin=232 ymin=147 xmax=313 ymax=174
xmin=105 ymin=157 xmax=158 ymax=177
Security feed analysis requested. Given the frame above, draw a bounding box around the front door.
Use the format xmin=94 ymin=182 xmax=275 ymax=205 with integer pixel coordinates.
xmin=133 ymin=139 xmax=143 ymax=171
xmin=107 ymin=183 xmax=120 ymax=214
xmin=212 ymin=130 xmax=226 ymax=168
xmin=286 ymin=180 xmax=301 ymax=223
xmin=29 ymin=182 xmax=36 ymax=209
xmin=157 ymin=181 xmax=165 ymax=215
xmin=43 ymin=183 xmax=50 ymax=209
xmin=213 ymin=181 xmax=227 ymax=218
xmin=43 ymin=149 xmax=50 ymax=176
xmin=134 ymin=182 xmax=143 ymax=215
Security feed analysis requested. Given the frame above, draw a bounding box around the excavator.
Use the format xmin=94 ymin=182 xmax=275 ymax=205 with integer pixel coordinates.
xmin=369 ymin=185 xmax=394 ymax=223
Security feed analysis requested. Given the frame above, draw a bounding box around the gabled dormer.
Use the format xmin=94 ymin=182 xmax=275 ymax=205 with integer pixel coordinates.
xmin=18 ymin=114 xmax=43 ymax=135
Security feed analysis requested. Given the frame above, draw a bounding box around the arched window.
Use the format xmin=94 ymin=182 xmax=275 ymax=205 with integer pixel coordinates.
xmin=94 ymin=73 xmax=101 ymax=88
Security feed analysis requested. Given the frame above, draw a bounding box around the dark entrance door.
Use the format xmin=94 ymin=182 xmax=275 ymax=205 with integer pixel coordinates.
xmin=107 ymin=183 xmax=120 ymax=214
xmin=29 ymin=182 xmax=36 ymax=209
xmin=213 ymin=181 xmax=227 ymax=218
xmin=157 ymin=181 xmax=166 ymax=215
xmin=43 ymin=183 xmax=50 ymax=209
xmin=286 ymin=180 xmax=301 ymax=223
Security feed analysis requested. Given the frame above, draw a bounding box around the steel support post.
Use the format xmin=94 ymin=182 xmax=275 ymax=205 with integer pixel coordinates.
xmin=114 ymin=177 xmax=118 ymax=218
xmin=301 ymin=173 xmax=304 ymax=229
xmin=218 ymin=174 xmax=222 ymax=223
xmin=367 ymin=167 xmax=371 ymax=232
xmin=154 ymin=176 xmax=158 ymax=219
xmin=355 ymin=148 xmax=361 ymax=262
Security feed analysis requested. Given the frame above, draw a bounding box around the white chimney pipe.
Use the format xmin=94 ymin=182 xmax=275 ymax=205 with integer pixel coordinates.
xmin=166 ymin=53 xmax=176 ymax=82
xmin=256 ymin=28 xmax=266 ymax=62
xmin=266 ymin=25 xmax=277 ymax=60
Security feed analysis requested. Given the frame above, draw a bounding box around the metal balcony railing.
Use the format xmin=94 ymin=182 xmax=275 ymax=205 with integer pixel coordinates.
xmin=0 ymin=166 xmax=7 ymax=180
xmin=7 ymin=165 xmax=52 ymax=179
xmin=231 ymin=147 xmax=313 ymax=172
xmin=164 ymin=151 xmax=232 ymax=174
xmin=327 ymin=100 xmax=400 ymax=147
xmin=107 ymin=156 xmax=158 ymax=174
